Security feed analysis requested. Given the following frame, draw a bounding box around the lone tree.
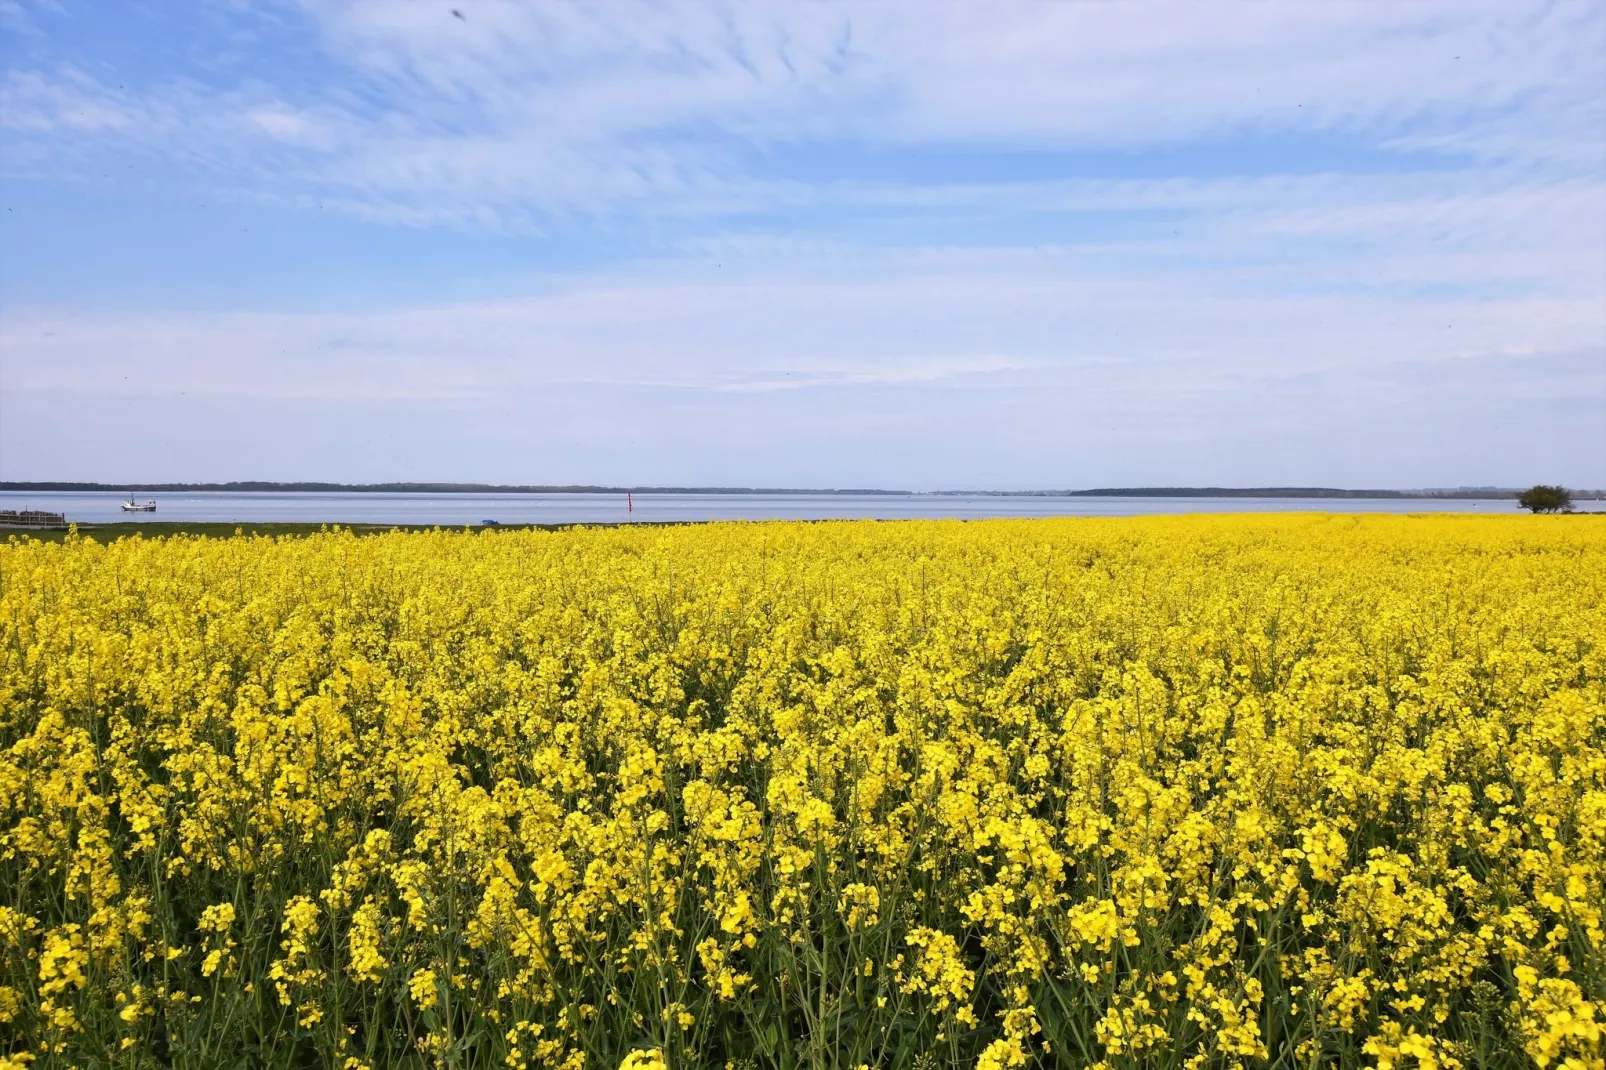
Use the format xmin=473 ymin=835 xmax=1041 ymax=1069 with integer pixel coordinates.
xmin=1517 ymin=485 xmax=1571 ymax=513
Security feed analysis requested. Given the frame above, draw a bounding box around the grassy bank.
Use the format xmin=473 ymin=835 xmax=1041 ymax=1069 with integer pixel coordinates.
xmin=6 ymin=511 xmax=1601 ymax=545
xmin=3 ymin=521 xmax=598 ymax=543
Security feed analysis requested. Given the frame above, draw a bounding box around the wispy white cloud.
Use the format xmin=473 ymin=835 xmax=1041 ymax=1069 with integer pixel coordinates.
xmin=300 ymin=0 xmax=1602 ymax=148
xmin=0 ymin=0 xmax=1601 ymax=486
xmin=0 ymin=68 xmax=148 ymax=133
xmin=5 ymin=239 xmax=1598 ymax=400
xmin=5 ymin=1 xmax=1602 ymax=217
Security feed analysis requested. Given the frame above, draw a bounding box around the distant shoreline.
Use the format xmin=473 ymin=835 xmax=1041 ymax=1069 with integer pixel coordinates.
xmin=0 ymin=481 xmax=1587 ymax=499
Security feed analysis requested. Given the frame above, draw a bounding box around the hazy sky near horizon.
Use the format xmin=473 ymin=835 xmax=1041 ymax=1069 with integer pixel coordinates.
xmin=2 ymin=1 xmax=1604 ymax=489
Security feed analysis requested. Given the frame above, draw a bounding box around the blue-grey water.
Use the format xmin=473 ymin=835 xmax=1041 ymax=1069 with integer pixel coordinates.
xmin=2 ymin=491 xmax=1581 ymax=526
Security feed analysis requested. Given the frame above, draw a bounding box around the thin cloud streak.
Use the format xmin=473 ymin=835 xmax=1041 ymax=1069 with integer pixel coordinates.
xmin=5 ymin=2 xmax=1602 ymax=220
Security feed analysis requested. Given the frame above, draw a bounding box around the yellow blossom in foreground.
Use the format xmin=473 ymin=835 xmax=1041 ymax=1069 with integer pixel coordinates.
xmin=0 ymin=514 xmax=1601 ymax=1067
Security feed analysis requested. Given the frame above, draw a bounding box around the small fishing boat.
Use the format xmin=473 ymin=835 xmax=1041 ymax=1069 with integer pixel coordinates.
xmin=120 ymin=493 xmax=157 ymax=513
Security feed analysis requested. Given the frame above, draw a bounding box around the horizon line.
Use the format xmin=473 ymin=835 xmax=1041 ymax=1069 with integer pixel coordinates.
xmin=2 ymin=481 xmax=1581 ymax=499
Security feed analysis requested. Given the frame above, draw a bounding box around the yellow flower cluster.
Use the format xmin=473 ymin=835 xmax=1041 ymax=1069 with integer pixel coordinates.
xmin=0 ymin=514 xmax=1602 ymax=1068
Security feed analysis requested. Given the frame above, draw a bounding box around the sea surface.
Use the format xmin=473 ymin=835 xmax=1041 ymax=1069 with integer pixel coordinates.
xmin=2 ymin=491 xmax=1580 ymax=526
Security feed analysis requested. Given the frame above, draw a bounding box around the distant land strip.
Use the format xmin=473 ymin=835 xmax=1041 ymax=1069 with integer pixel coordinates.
xmin=1066 ymin=487 xmax=1492 ymax=498
xmin=0 ymin=481 xmax=1561 ymax=499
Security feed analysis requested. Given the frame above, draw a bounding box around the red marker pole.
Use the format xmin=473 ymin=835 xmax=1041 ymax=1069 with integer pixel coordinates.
xmin=628 ymin=492 xmax=633 ymax=517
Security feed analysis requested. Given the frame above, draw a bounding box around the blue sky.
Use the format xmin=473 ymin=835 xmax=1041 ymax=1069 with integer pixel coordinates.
xmin=2 ymin=0 xmax=1603 ymax=489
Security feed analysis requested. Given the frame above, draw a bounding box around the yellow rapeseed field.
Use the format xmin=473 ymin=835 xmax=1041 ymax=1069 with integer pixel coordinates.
xmin=1 ymin=515 xmax=1602 ymax=1069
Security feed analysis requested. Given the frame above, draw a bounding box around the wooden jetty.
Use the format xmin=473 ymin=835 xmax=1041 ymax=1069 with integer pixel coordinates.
xmin=0 ymin=509 xmax=69 ymax=530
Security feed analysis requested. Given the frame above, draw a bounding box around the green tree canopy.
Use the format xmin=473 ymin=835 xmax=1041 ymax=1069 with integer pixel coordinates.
xmin=1517 ymin=485 xmax=1571 ymax=513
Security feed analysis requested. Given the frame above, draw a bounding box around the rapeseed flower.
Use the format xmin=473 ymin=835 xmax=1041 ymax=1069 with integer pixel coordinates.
xmin=0 ymin=515 xmax=1600 ymax=1067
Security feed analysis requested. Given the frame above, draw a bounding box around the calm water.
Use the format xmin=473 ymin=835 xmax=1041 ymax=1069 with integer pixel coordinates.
xmin=1 ymin=491 xmax=1573 ymax=526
